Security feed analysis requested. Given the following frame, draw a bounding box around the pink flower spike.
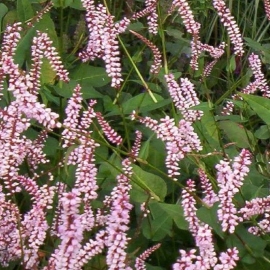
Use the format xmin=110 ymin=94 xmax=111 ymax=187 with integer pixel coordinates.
xmin=214 ymin=248 xmax=239 ymax=270
xmin=216 ymin=149 xmax=251 ymax=233
xmin=135 ymin=243 xmax=161 ymax=270
xmin=213 ymin=0 xmax=244 ymax=56
xmin=198 ymin=168 xmax=218 ymax=206
xmin=96 ymin=112 xmax=123 ymax=145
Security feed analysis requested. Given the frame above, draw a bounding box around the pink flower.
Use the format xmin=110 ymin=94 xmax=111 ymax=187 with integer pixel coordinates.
xmin=198 ymin=169 xmax=219 ymax=206
xmin=213 ymin=0 xmax=244 ymax=56
xmin=239 ymin=196 xmax=270 ymax=235
xmin=216 ymin=149 xmax=251 ymax=233
xmin=80 ymin=1 xmax=128 ymax=88
xmin=214 ymin=248 xmax=239 ymax=270
xmin=264 ymin=0 xmax=270 ymax=21
xmin=169 ymin=0 xmax=201 ymax=35
xmin=135 ymin=243 xmax=161 ymax=270
xmin=130 ymin=30 xmax=162 ymax=74
xmin=243 ymin=53 xmax=270 ymax=96
xmin=146 ymin=0 xmax=158 ymax=34
xmin=96 ymin=112 xmax=123 ymax=145
xmin=182 ymin=180 xmax=200 ymax=235
xmin=105 ymin=159 xmax=133 ymax=270
xmin=165 ymin=74 xmax=203 ymax=122
xmin=134 ymin=114 xmax=202 ymax=180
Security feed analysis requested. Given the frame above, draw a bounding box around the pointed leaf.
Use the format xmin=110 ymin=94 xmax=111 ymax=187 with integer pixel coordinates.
xmin=239 ymin=93 xmax=270 ymax=125
xmin=0 ymin=4 xmax=8 ymax=31
xmin=132 ymin=165 xmax=167 ymax=202
xmin=218 ymin=120 xmax=254 ymax=148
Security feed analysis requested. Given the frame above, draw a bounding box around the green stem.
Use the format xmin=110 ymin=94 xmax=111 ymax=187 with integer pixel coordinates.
xmin=118 ymin=37 xmax=158 ymax=103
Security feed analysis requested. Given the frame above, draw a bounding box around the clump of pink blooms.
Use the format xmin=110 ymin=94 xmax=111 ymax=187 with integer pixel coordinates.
xmin=173 ymin=180 xmax=239 ymax=270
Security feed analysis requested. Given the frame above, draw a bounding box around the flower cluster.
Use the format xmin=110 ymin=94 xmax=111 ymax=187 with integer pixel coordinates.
xmin=264 ymin=0 xmax=270 ymax=21
xmin=80 ymin=0 xmax=129 ymax=88
xmin=216 ymin=149 xmax=252 ymax=233
xmin=165 ymin=73 xmax=203 ymax=122
xmin=169 ymin=0 xmax=201 ymax=36
xmin=213 ymin=0 xmax=244 ymax=56
xmin=240 ymin=196 xmax=270 ymax=235
xmin=222 ymin=52 xmax=269 ymax=115
xmin=145 ymin=0 xmax=158 ymax=35
xmin=198 ymin=168 xmax=219 ymax=206
xmin=135 ymin=243 xmax=161 ymax=270
xmin=130 ymin=30 xmax=162 ymax=74
xmin=173 ymin=180 xmax=239 ymax=269
xmin=243 ymin=53 xmax=270 ymax=96
xmin=132 ymin=113 xmax=202 ymax=180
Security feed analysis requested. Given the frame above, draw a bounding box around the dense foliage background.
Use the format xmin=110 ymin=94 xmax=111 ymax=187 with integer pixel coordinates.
xmin=2 ymin=0 xmax=270 ymax=269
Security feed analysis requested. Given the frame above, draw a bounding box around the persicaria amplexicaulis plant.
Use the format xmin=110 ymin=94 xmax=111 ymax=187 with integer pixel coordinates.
xmin=1 ymin=0 xmax=270 ymax=269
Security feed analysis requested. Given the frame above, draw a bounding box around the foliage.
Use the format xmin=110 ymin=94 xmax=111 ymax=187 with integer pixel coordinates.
xmin=1 ymin=0 xmax=270 ymax=269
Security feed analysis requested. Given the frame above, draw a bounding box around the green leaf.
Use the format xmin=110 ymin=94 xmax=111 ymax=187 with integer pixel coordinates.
xmin=44 ymin=136 xmax=59 ymax=156
xmin=69 ymin=0 xmax=84 ymax=9
xmin=158 ymin=203 xmax=188 ymax=230
xmin=41 ymin=59 xmax=57 ymax=85
xmin=218 ymin=120 xmax=254 ymax=148
xmin=254 ymin=125 xmax=270 ymax=139
xmin=145 ymin=265 xmax=164 ymax=270
xmin=191 ymin=101 xmax=213 ymax=112
xmin=3 ymin=10 xmax=17 ymax=29
xmin=139 ymin=139 xmax=151 ymax=160
xmin=197 ymin=203 xmax=224 ymax=238
xmin=71 ymin=64 xmax=110 ymax=87
xmin=244 ymin=37 xmax=266 ymax=52
xmin=142 ymin=202 xmax=173 ymax=241
xmin=17 ymin=0 xmax=34 ymax=22
xmin=165 ymin=28 xmax=184 ymax=39
xmin=227 ymin=225 xmax=267 ymax=258
xmin=0 ymin=4 xmax=8 ymax=32
xmin=127 ymin=22 xmax=144 ymax=31
xmin=122 ymin=93 xmax=164 ymax=114
xmin=15 ymin=13 xmax=58 ymax=66
xmin=54 ymin=80 xmax=102 ymax=100
xmin=132 ymin=165 xmax=167 ymax=202
xmin=239 ymin=93 xmax=270 ymax=125
xmin=52 ymin=0 xmax=73 ymax=8
xmin=197 ymin=108 xmax=220 ymax=148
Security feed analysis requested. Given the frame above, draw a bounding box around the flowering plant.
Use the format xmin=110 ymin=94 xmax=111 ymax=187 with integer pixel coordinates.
xmin=1 ymin=0 xmax=270 ymax=269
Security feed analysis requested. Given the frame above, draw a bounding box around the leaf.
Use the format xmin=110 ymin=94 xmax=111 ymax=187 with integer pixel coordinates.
xmin=3 ymin=10 xmax=17 ymax=29
xmin=70 ymin=0 xmax=84 ymax=9
xmin=0 ymin=4 xmax=8 ymax=31
xmin=165 ymin=28 xmax=184 ymax=39
xmin=44 ymin=136 xmax=59 ymax=156
xmin=71 ymin=64 xmax=110 ymax=87
xmin=15 ymin=13 xmax=58 ymax=66
xmin=218 ymin=120 xmax=254 ymax=148
xmin=239 ymin=93 xmax=270 ymax=125
xmin=41 ymin=58 xmax=57 ymax=85
xmin=17 ymin=0 xmax=34 ymax=22
xmin=127 ymin=22 xmax=144 ymax=31
xmin=227 ymin=225 xmax=267 ymax=258
xmin=52 ymin=0 xmax=73 ymax=8
xmin=196 ymin=108 xmax=220 ymax=149
xmin=197 ymin=204 xmax=224 ymax=238
xmin=254 ymin=125 xmax=270 ymax=139
xmin=132 ymin=165 xmax=167 ymax=202
xmin=158 ymin=203 xmax=188 ymax=230
xmin=56 ymin=79 xmax=102 ymax=98
xmin=142 ymin=202 xmax=173 ymax=241
xmin=244 ymin=37 xmax=266 ymax=52
xmin=122 ymin=93 xmax=164 ymax=114
xmin=139 ymin=139 xmax=150 ymax=160
xmin=191 ymin=101 xmax=213 ymax=112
